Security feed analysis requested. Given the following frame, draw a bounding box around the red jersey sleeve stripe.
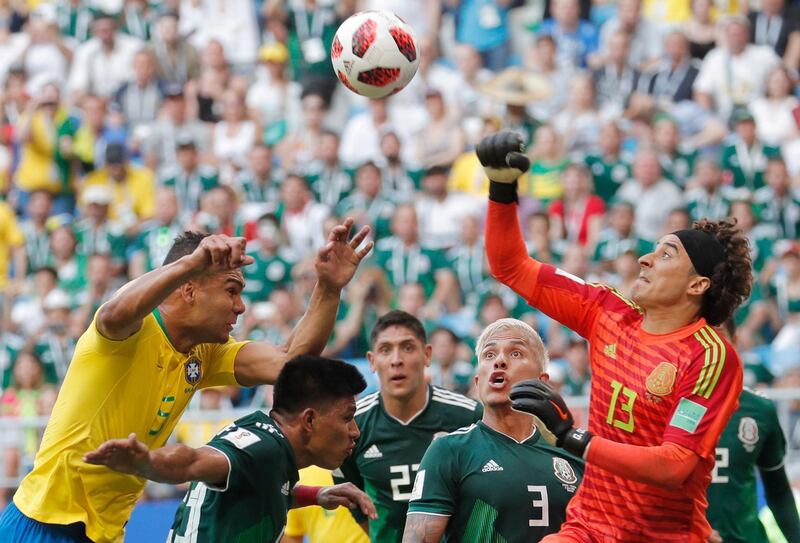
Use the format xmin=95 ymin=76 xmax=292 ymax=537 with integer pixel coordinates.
xmin=692 ymin=327 xmax=726 ymax=399
xmin=700 ymin=327 xmax=727 ymax=398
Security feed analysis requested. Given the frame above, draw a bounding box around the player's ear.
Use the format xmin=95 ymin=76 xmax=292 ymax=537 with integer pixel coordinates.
xmin=424 ymin=344 xmax=432 ymax=368
xmin=366 ymin=351 xmax=376 ymax=373
xmin=686 ymin=275 xmax=711 ymax=297
xmin=300 ymin=407 xmax=315 ymax=433
xmin=539 ymin=372 xmax=550 ymax=383
xmin=180 ymin=281 xmax=196 ymax=303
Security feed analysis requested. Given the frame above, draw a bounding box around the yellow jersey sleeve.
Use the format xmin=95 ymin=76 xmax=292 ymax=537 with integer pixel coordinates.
xmin=198 ymin=338 xmax=250 ymax=388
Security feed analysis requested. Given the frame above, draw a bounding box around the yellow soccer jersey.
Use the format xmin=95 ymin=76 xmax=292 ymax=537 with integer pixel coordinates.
xmin=14 ymin=309 xmax=247 ymax=543
xmin=284 ymin=465 xmax=370 ymax=543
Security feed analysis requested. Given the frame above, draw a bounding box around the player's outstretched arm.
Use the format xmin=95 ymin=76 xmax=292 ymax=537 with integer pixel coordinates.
xmin=510 ymin=380 xmax=700 ymax=490
xmin=82 ymin=433 xmax=229 ymax=487
xmin=401 ymin=514 xmax=449 ymax=543
xmin=234 ymin=218 xmax=372 ymax=386
xmin=761 ymin=466 xmax=800 ymax=543
xmin=97 ymin=235 xmax=254 ymax=340
xmin=291 ymin=483 xmax=378 ymax=520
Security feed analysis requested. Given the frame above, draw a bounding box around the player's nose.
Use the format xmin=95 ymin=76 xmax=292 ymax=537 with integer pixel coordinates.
xmin=638 ymin=252 xmax=654 ymax=268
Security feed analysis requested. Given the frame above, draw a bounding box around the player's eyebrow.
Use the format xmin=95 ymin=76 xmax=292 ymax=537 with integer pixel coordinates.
xmin=663 ymin=241 xmax=680 ymax=254
xmin=224 ymin=276 xmax=245 ymax=289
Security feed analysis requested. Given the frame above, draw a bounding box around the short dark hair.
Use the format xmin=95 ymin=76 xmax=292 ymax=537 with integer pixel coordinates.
xmin=162 ymin=231 xmax=210 ymax=266
xmin=431 ymin=326 xmax=459 ymax=344
xmin=272 ymin=355 xmax=366 ymax=414
xmin=693 ymin=219 xmax=753 ymax=326
xmin=370 ymin=310 xmax=427 ymax=346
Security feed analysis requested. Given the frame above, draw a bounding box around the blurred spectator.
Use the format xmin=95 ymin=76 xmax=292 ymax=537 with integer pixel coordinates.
xmin=242 ymin=213 xmax=293 ymax=304
xmin=335 ymin=161 xmax=395 ymax=240
xmin=538 ymin=0 xmax=598 ymax=69
xmin=371 ymin=203 xmax=458 ymax=312
xmin=450 ymin=0 xmax=512 ymax=72
xmin=638 ymin=31 xmax=700 ymax=106
xmin=584 ymin=121 xmax=631 ymax=203
xmin=596 ymin=0 xmax=662 ymax=70
xmin=526 ymin=211 xmax=563 ymax=264
xmin=592 ymin=200 xmax=651 ymax=270
xmin=130 ymin=187 xmax=183 ymax=277
xmin=750 ymin=66 xmax=800 ymax=149
xmin=280 ymin=87 xmax=330 ymax=172
xmin=682 ymin=0 xmax=718 ymax=61
xmin=377 ymin=130 xmax=417 ymax=200
xmin=277 ymin=174 xmax=328 ymax=260
xmin=67 ymin=12 xmax=143 ymax=100
xmin=340 ymin=98 xmax=411 ymax=168
xmin=721 ymin=106 xmax=782 ymax=194
xmin=160 ymin=136 xmax=219 ymax=223
xmin=415 ymin=88 xmax=465 ymax=170
xmin=549 ymin=163 xmax=605 ymax=247
xmin=73 ymin=185 xmax=127 ymax=277
xmin=147 ymin=11 xmax=199 ymax=87
xmin=524 ymin=34 xmax=574 ymax=121
xmin=685 ymin=157 xmax=731 ymax=221
xmin=113 ymin=49 xmax=165 ymax=134
xmin=20 ymin=7 xmax=71 ymax=88
xmin=188 ymin=0 xmax=259 ymax=69
xmin=552 ymin=72 xmax=602 ymax=153
xmin=0 ymin=198 xmax=24 ymax=294
xmin=610 ymin=249 xmax=640 ymax=298
xmin=653 ymin=116 xmax=696 ymax=188
xmin=81 ymin=143 xmax=155 ymax=231
xmin=212 ymin=90 xmax=257 ymax=182
xmin=310 ymin=125 xmax=358 ymax=204
xmin=526 ymin=123 xmax=568 ymax=203
xmin=47 ymin=224 xmax=83 ymax=297
xmin=558 ymin=338 xmax=591 ymax=396
xmin=768 ymin=241 xmax=800 ymax=352
xmin=427 ymin=326 xmax=473 ymax=395
xmin=144 ymin=85 xmax=210 ymax=171
xmin=592 ymin=31 xmax=640 ymax=118
xmin=415 ymin=166 xmax=481 ymax=251
xmin=30 ymin=288 xmax=75 ymax=385
xmin=447 ymin=214 xmax=490 ymax=306
xmin=754 ymin=158 xmax=800 ymax=240
xmin=748 ymin=0 xmax=800 ymax=62
xmin=55 ymin=0 xmax=94 ymax=46
xmin=234 ymin=142 xmax=281 ymax=220
xmin=694 ymin=16 xmax=780 ymax=119
xmin=1 ymin=68 xmax=28 ymax=126
xmin=19 ymin=190 xmax=52 ymax=274
xmin=14 ymin=83 xmax=71 ymax=215
xmin=192 ymin=185 xmax=241 ymax=238
xmin=121 ymin=0 xmax=154 ymax=42
xmin=246 ymin=42 xmax=302 ymax=136
xmin=448 ymin=116 xmax=499 ymax=197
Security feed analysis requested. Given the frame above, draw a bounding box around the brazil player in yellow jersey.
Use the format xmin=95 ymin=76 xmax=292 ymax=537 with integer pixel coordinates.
xmin=0 ymin=219 xmax=372 ymax=543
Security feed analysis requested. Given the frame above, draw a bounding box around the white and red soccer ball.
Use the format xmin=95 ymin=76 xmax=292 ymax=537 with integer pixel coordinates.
xmin=331 ymin=11 xmax=420 ymax=99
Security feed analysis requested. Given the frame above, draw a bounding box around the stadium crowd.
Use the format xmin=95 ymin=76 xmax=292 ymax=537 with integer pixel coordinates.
xmin=0 ymin=0 xmax=799 ymax=511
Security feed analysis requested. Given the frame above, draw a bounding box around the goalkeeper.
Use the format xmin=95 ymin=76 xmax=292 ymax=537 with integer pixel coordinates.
xmin=479 ymin=132 xmax=754 ymax=542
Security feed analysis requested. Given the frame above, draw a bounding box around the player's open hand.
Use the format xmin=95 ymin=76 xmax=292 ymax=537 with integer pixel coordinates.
xmin=315 ymin=218 xmax=373 ymax=291
xmin=476 ymin=132 xmax=531 ymax=184
xmin=189 ymin=234 xmax=255 ymax=274
xmin=83 ymin=433 xmax=151 ymax=477
xmin=317 ymin=482 xmax=378 ymax=520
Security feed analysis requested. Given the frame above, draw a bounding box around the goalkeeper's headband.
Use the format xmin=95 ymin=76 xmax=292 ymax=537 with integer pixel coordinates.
xmin=672 ymin=229 xmax=725 ymax=278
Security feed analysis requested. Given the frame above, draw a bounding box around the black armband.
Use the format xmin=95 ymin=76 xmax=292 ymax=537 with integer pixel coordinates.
xmin=488 ymin=180 xmax=519 ymax=204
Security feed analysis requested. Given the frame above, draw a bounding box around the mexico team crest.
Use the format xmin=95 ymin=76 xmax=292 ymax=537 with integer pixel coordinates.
xmin=553 ymin=457 xmax=578 ymax=485
xmin=184 ymin=358 xmax=202 ymax=385
xmin=646 ymin=362 xmax=677 ymax=397
xmin=737 ymin=417 xmax=759 ymax=452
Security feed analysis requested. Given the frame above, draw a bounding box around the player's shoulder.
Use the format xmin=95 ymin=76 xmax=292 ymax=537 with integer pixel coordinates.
xmin=354 ymin=391 xmax=381 ymax=420
xmin=684 ymin=324 xmax=739 ymax=361
xmin=210 ymin=411 xmax=287 ymax=454
xmin=430 ymin=386 xmax=482 ymax=421
xmin=740 ymin=387 xmax=778 ymax=414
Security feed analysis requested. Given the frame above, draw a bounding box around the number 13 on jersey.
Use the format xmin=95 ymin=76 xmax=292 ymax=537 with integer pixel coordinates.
xmin=606 ymin=380 xmax=637 ymax=432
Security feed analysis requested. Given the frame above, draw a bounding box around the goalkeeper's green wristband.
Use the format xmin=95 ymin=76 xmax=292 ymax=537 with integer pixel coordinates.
xmin=488 ymin=180 xmax=519 ymax=204
xmin=559 ymin=428 xmax=593 ymax=459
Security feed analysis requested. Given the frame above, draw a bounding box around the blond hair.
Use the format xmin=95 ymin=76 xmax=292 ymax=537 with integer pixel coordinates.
xmin=475 ymin=318 xmax=549 ymax=371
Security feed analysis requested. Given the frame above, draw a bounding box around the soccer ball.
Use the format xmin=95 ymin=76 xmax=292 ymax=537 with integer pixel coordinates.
xmin=331 ymin=11 xmax=420 ymax=99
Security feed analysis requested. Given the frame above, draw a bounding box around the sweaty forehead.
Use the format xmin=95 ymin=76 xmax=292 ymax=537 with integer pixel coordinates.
xmin=656 ymin=234 xmax=684 ymax=253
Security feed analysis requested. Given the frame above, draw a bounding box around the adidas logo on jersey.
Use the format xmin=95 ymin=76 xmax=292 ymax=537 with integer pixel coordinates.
xmin=281 ymin=482 xmax=290 ymax=496
xmin=363 ymin=445 xmax=383 ymax=459
xmin=604 ymin=343 xmax=617 ymax=359
xmin=481 ymin=460 xmax=503 ymax=472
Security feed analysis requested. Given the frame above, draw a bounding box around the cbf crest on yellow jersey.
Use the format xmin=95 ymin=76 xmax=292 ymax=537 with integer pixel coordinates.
xmin=14 ymin=309 xmax=248 ymax=543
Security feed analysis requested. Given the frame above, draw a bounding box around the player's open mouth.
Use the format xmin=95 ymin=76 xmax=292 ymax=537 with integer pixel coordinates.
xmin=489 ymin=371 xmax=506 ymax=389
xmin=637 ymin=275 xmax=649 ymax=283
xmin=390 ymin=375 xmax=406 ymax=383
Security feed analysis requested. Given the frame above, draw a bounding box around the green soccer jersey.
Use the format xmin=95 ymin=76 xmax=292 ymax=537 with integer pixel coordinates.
xmin=584 ymin=153 xmax=631 ymax=203
xmin=408 ymin=422 xmax=584 ymax=542
xmin=334 ymin=386 xmax=483 ymax=543
xmin=706 ymin=389 xmax=787 ymax=543
xmin=372 ymin=238 xmax=448 ymax=297
xmin=242 ymin=247 xmax=293 ymax=303
xmin=168 ymin=411 xmax=299 ymax=543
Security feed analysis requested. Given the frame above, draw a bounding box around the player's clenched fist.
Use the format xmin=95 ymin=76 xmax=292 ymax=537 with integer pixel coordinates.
xmin=189 ymin=234 xmax=255 ymax=273
xmin=510 ymin=379 xmax=593 ymax=458
xmin=476 ymin=132 xmax=531 ymax=184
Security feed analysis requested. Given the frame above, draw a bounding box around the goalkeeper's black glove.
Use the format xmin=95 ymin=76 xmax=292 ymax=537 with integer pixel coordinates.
xmin=476 ymin=131 xmax=531 ymax=204
xmin=509 ymin=379 xmax=593 ymax=458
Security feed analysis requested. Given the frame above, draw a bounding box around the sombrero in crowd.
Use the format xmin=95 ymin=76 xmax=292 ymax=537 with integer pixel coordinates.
xmin=479 ymin=67 xmax=552 ymax=106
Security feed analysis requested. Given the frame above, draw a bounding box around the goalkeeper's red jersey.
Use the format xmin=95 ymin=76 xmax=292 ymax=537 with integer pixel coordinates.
xmin=487 ymin=200 xmax=742 ymax=542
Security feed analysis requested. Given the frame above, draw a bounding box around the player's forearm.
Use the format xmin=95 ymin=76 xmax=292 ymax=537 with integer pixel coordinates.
xmin=139 ymin=443 xmax=202 ymax=484
xmin=283 ymin=282 xmax=341 ymax=358
xmin=98 ymin=255 xmax=201 ymax=337
xmin=401 ymin=513 xmax=449 ymax=543
xmin=761 ymin=466 xmax=800 ymax=543
xmin=486 ymin=195 xmax=540 ymax=301
xmin=586 ymin=438 xmax=699 ymax=490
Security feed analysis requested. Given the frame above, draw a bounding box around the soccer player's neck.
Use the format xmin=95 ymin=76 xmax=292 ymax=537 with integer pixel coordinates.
xmin=382 ymin=385 xmax=428 ymax=423
xmin=641 ymin=304 xmax=701 ymax=335
xmin=483 ymin=407 xmax=536 ymax=443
